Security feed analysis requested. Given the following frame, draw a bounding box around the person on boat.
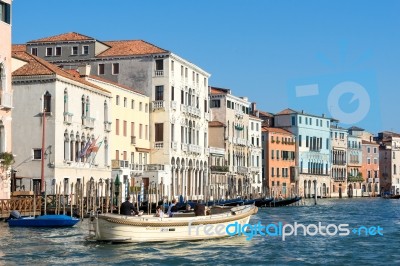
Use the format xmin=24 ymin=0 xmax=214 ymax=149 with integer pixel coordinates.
xmin=120 ymin=196 xmax=138 ymax=215
xmin=167 ymin=199 xmax=178 ymax=217
xmin=155 ymin=205 xmax=164 ymax=218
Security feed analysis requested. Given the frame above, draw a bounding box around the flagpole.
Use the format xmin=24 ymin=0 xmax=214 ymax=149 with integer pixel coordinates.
xmin=41 ymin=108 xmax=46 ymax=194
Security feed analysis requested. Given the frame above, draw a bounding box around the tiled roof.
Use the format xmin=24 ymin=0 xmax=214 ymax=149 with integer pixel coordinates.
xmin=12 ymin=44 xmax=26 ymax=52
xmin=276 ymin=108 xmax=332 ymax=120
xmin=209 ymin=121 xmax=225 ymax=127
xmin=249 ymin=114 xmax=262 ymax=120
xmin=210 ymin=86 xmax=230 ymax=94
xmin=97 ymin=40 xmax=168 ymax=57
xmin=28 ymin=32 xmax=95 ymax=43
xmin=362 ymin=140 xmax=378 ymax=145
xmin=87 ymin=74 xmax=145 ymax=96
xmin=262 ymin=127 xmax=294 ymax=135
xmin=258 ymin=110 xmax=274 ymax=117
xmin=275 ymin=108 xmax=297 ymax=115
xmin=12 ymin=51 xmax=110 ymax=94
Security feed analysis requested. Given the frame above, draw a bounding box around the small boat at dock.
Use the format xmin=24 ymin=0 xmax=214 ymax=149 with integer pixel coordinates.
xmin=7 ymin=211 xmax=80 ymax=227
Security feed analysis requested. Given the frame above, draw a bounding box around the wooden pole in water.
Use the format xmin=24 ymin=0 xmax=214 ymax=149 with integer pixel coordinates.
xmin=70 ymin=182 xmax=73 ymax=217
xmin=314 ymin=180 xmax=317 ymax=205
xmin=81 ymin=180 xmax=84 ymax=220
xmin=63 ymin=181 xmax=66 ymax=215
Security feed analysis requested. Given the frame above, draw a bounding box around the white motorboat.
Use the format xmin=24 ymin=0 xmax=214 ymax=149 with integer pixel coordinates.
xmin=87 ymin=205 xmax=258 ymax=243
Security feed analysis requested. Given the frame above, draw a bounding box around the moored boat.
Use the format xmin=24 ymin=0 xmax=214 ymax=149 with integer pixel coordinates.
xmin=87 ymin=204 xmax=258 ymax=243
xmin=7 ymin=211 xmax=80 ymax=227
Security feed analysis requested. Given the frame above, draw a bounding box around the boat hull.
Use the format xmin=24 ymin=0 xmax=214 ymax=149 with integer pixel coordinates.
xmin=90 ymin=205 xmax=258 ymax=242
xmin=8 ymin=215 xmax=80 ymax=227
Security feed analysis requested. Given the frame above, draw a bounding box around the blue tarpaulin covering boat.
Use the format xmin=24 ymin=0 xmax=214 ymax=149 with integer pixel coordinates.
xmin=8 ymin=213 xmax=80 ymax=227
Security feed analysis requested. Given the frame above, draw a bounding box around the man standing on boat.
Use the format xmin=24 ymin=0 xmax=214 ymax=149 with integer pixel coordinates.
xmin=120 ymin=197 xmax=138 ymax=215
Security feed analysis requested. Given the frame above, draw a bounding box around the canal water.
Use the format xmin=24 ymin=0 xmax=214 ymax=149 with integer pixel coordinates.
xmin=0 ymin=198 xmax=399 ymax=265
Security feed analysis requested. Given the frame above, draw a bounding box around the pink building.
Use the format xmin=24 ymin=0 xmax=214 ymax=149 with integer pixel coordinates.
xmin=0 ymin=0 xmax=13 ymax=199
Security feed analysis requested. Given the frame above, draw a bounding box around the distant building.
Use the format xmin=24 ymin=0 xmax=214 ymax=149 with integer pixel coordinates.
xmin=375 ymin=131 xmax=400 ymax=195
xmin=361 ymin=140 xmax=380 ymax=196
xmin=330 ymin=125 xmax=348 ymax=198
xmin=0 ymin=0 xmax=12 ymax=199
xmin=274 ymin=109 xmax=332 ymax=198
xmin=262 ymin=127 xmax=296 ymax=198
xmin=248 ymin=115 xmax=263 ymax=195
xmin=347 ymin=133 xmax=363 ymax=197
xmin=11 ymin=51 xmax=112 ymax=196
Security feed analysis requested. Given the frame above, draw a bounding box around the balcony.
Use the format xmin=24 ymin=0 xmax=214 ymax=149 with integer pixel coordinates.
xmin=210 ymin=165 xmax=229 ymax=173
xmin=171 ymin=141 xmax=177 ymax=151
xmin=63 ymin=112 xmax=73 ymax=125
xmin=375 ymin=178 xmax=380 ymax=183
xmin=111 ymin=160 xmax=129 ymax=169
xmin=152 ymin=100 xmax=165 ymax=111
xmin=188 ymin=144 xmax=201 ymax=154
xmin=170 ymin=101 xmax=177 ymax=110
xmin=131 ymin=136 xmax=136 ymax=145
xmin=0 ymin=91 xmax=13 ymax=110
xmin=235 ymin=110 xmax=244 ymax=119
xmin=209 ymin=147 xmax=225 ymax=156
xmin=334 ymin=177 xmax=346 ymax=182
xmin=147 ymin=164 xmax=165 ymax=171
xmin=250 ymin=167 xmax=260 ymax=173
xmin=130 ymin=163 xmax=146 ymax=171
xmin=368 ymin=178 xmax=373 ymax=183
xmin=237 ymin=166 xmax=248 ymax=174
xmin=233 ymin=138 xmax=247 ymax=146
xmin=154 ymin=70 xmax=164 ymax=77
xmin=154 ymin=141 xmax=164 ymax=149
xmin=181 ymin=143 xmax=188 ymax=152
xmin=186 ymin=106 xmax=201 ymax=117
xmin=104 ymin=121 xmax=112 ymax=132
xmin=82 ymin=116 xmax=95 ymax=129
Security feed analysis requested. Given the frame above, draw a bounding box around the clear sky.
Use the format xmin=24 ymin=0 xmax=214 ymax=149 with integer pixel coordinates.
xmin=11 ymin=0 xmax=400 ymax=134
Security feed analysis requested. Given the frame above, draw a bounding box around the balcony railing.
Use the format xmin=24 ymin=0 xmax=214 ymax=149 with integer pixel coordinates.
xmin=63 ymin=112 xmax=73 ymax=125
xmin=233 ymin=138 xmax=247 ymax=146
xmin=104 ymin=121 xmax=112 ymax=132
xmin=189 ymin=144 xmax=201 ymax=154
xmin=210 ymin=165 xmax=229 ymax=173
xmin=154 ymin=141 xmax=164 ymax=149
xmin=181 ymin=143 xmax=188 ymax=152
xmin=154 ymin=70 xmax=164 ymax=77
xmin=334 ymin=177 xmax=346 ymax=182
xmin=237 ymin=166 xmax=248 ymax=174
xmin=130 ymin=163 xmax=146 ymax=171
xmin=147 ymin=164 xmax=165 ymax=171
xmin=152 ymin=100 xmax=165 ymax=111
xmin=235 ymin=110 xmax=244 ymax=119
xmin=82 ymin=116 xmax=95 ymax=129
xmin=209 ymin=147 xmax=225 ymax=156
xmin=0 ymin=91 xmax=13 ymax=110
xmin=250 ymin=167 xmax=260 ymax=173
xmin=170 ymin=101 xmax=177 ymax=110
xmin=111 ymin=160 xmax=129 ymax=169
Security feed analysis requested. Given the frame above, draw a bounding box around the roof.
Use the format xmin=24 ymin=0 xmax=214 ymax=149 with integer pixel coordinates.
xmin=210 ymin=86 xmax=230 ymax=94
xmin=262 ymin=127 xmax=294 ymax=135
xmin=97 ymin=40 xmax=168 ymax=57
xmin=87 ymin=74 xmax=145 ymax=96
xmin=362 ymin=140 xmax=378 ymax=145
xmin=348 ymin=126 xmax=365 ymax=131
xmin=12 ymin=44 xmax=26 ymax=52
xmin=208 ymin=121 xmax=226 ymax=127
xmin=258 ymin=110 xmax=274 ymax=117
xmin=275 ymin=108 xmax=332 ymax=120
xmin=249 ymin=114 xmax=262 ymax=121
xmin=28 ymin=32 xmax=95 ymax=43
xmin=12 ymin=51 xmax=110 ymax=94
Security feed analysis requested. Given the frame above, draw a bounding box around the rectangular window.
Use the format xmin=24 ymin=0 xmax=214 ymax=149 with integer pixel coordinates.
xmin=139 ymin=102 xmax=143 ymax=111
xmin=171 ymin=60 xmax=174 ymax=72
xmin=326 ymin=138 xmax=329 ymax=149
xmin=112 ymin=63 xmax=119 ymax=74
xmin=116 ymin=119 xmax=120 ymax=135
xmin=367 ymin=158 xmax=371 ymax=164
xmin=251 ymin=122 xmax=254 ymax=130
xmin=299 ymin=116 xmax=302 ymax=124
xmin=116 ymin=95 xmax=120 ymax=105
xmin=123 ymin=151 xmax=127 ymax=161
xmin=181 ymin=90 xmax=184 ymax=104
xmin=374 ymin=147 xmax=377 ymax=153
xmin=306 ymin=136 xmax=309 ymax=147
xmin=115 ymin=150 xmax=119 ymax=161
xmin=155 ymin=85 xmax=164 ymax=100
xmin=271 ymin=150 xmax=274 ymax=159
xmin=227 ymin=100 xmax=231 ymax=109
xmin=33 ymin=149 xmax=42 ymax=160
xmin=155 ymin=123 xmax=164 ymax=141
xmin=204 ymin=100 xmax=208 ymax=112
xmin=123 ymin=97 xmax=127 ymax=107
xmin=299 ymin=135 xmax=302 ymax=147
xmin=155 ymin=59 xmax=163 ymax=70
xmin=0 ymin=1 xmax=11 ymax=24
xmin=211 ymin=99 xmax=221 ymax=108
xmin=123 ymin=121 xmax=127 ymax=136
xmin=46 ymin=47 xmax=53 ymax=56
xmin=131 ymin=122 xmax=135 ymax=137
xmin=131 ymin=99 xmax=134 ymax=109
xmin=71 ymin=46 xmax=78 ymax=55
xmin=145 ymin=103 xmax=148 ymax=113
xmin=374 ymin=158 xmax=378 ymax=164
xmin=171 ymin=86 xmax=174 ymax=101
xmin=31 ymin=47 xmax=38 ymax=56
xmin=367 ymin=147 xmax=371 ymax=153
xmin=272 ymin=168 xmax=275 ymax=177
xmin=139 ymin=124 xmax=143 ymax=139
xmin=82 ymin=45 xmax=89 ymax=55
xmin=145 ymin=125 xmax=148 ymax=140
xmin=291 ymin=116 xmax=296 ymax=126
xmin=55 ymin=47 xmax=62 ymax=56
xmin=98 ymin=64 xmax=105 ymax=75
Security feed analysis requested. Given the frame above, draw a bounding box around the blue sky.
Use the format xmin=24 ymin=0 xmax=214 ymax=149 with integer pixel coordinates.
xmin=12 ymin=0 xmax=400 ymax=134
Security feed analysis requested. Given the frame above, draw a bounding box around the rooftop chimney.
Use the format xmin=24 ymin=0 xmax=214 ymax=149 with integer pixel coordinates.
xmin=78 ymin=64 xmax=91 ymax=77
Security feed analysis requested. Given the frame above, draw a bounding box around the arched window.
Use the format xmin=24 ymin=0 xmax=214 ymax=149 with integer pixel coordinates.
xmin=81 ymin=95 xmax=86 ymax=122
xmin=43 ymin=91 xmax=51 ymax=112
xmin=64 ymin=130 xmax=69 ymax=161
xmin=86 ymin=96 xmax=90 ymax=118
xmin=64 ymin=89 xmax=68 ymax=114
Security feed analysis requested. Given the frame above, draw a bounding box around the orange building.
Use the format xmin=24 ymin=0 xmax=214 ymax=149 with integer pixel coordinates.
xmin=262 ymin=127 xmax=296 ymax=198
xmin=361 ymin=140 xmax=380 ymax=196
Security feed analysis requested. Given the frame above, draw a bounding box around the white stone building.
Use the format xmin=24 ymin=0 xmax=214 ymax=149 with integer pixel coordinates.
xmin=11 ymin=51 xmax=112 ymax=196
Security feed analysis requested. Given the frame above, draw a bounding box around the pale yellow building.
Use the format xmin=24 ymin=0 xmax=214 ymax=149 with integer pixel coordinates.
xmin=0 ymin=0 xmax=12 ymax=199
xmin=86 ymin=73 xmax=150 ymax=199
